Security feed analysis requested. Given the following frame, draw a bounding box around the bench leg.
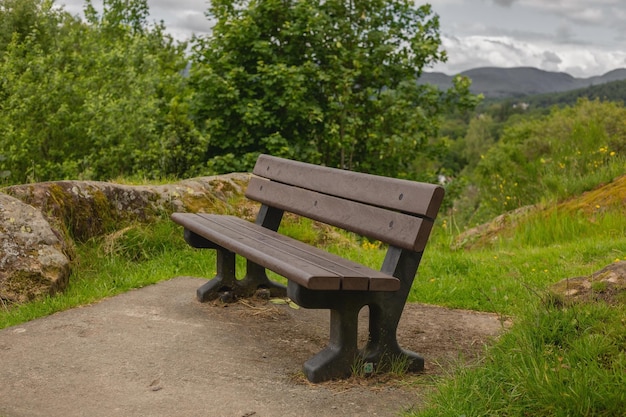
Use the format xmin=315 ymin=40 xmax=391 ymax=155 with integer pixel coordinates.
xmin=303 ymin=305 xmax=360 ymax=383
xmin=196 ymin=249 xmax=237 ymax=302
xmin=288 ymin=245 xmax=426 ymax=381
xmin=238 ymin=261 xmax=287 ymax=298
xmin=197 ymin=251 xmax=287 ymax=302
xmin=361 ymin=303 xmax=424 ymax=372
xmin=358 ymin=247 xmax=425 ymax=373
xmin=288 ymin=282 xmax=361 ymax=381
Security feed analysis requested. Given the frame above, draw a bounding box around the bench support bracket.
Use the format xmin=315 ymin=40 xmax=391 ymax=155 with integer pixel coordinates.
xmin=185 ymin=229 xmax=286 ymax=302
xmin=287 ymin=246 xmax=425 ymax=382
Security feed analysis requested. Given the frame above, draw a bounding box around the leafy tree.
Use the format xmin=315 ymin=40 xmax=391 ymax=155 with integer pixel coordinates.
xmin=190 ymin=0 xmax=478 ymax=179
xmin=0 ymin=0 xmax=51 ymax=52
xmin=0 ymin=0 xmax=204 ymax=184
xmin=462 ymin=114 xmax=496 ymax=171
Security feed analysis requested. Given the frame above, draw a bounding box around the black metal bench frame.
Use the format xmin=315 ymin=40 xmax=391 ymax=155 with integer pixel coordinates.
xmin=171 ymin=154 xmax=444 ymax=382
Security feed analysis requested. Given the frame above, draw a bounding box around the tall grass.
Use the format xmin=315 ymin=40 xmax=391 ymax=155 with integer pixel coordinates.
xmin=2 ymin=202 xmax=625 ymax=326
xmin=411 ymin=203 xmax=626 ymax=315
xmin=411 ymin=301 xmax=626 ymax=417
xmin=509 ymin=210 xmax=626 ymax=248
xmin=408 ymin=202 xmax=626 ymax=416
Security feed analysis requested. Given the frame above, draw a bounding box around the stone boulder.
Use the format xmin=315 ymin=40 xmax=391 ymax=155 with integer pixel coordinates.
xmin=551 ymin=261 xmax=626 ymax=305
xmin=1 ymin=174 xmax=253 ymax=304
xmin=0 ymin=194 xmax=70 ymax=304
xmin=4 ymin=173 xmax=252 ymax=242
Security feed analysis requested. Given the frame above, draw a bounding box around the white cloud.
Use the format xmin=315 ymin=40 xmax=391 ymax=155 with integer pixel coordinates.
xmin=492 ymin=0 xmax=619 ymax=28
xmin=57 ymin=0 xmax=625 ymax=77
xmin=59 ymin=0 xmax=212 ymax=39
xmin=426 ymin=0 xmax=626 ymax=76
xmin=432 ymin=34 xmax=626 ymax=77
xmin=492 ymin=0 xmax=516 ymax=6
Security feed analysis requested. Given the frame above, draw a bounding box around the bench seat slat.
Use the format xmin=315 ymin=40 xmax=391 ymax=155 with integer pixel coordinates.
xmin=246 ymin=177 xmax=435 ymax=252
xmin=171 ymin=213 xmax=400 ymax=291
xmin=202 ymin=215 xmax=371 ymax=290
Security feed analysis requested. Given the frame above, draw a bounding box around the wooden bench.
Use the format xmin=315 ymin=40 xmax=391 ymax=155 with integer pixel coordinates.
xmin=171 ymin=154 xmax=444 ymax=382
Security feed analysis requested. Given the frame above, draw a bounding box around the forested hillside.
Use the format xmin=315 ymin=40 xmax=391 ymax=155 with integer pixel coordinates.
xmin=1 ymin=0 xmax=625 ymax=231
xmin=419 ymin=67 xmax=626 ymax=98
xmin=523 ymin=79 xmax=626 ymax=108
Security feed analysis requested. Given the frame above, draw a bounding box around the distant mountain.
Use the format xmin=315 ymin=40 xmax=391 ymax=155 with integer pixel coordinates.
xmin=524 ymin=78 xmax=626 ymax=109
xmin=418 ymin=67 xmax=626 ymax=99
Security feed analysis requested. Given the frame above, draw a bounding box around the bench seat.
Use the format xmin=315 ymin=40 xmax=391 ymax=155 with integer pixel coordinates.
xmin=171 ymin=213 xmax=400 ymax=292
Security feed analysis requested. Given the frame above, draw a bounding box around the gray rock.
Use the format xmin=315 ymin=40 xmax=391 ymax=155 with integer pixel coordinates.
xmin=551 ymin=261 xmax=626 ymax=305
xmin=4 ymin=173 xmax=252 ymax=242
xmin=0 ymin=194 xmax=70 ymax=304
xmin=0 ymin=174 xmax=254 ymax=305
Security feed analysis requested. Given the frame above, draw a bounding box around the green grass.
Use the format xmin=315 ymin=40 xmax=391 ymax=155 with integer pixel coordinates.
xmin=4 ymin=192 xmax=623 ymax=318
xmin=413 ymin=232 xmax=625 ymax=315
xmin=2 ymin=206 xmax=623 ymax=325
xmin=1 ymin=196 xmax=625 ymax=417
xmin=410 ymin=301 xmax=626 ymax=417
xmin=0 ymin=220 xmax=216 ymax=328
xmin=407 ymin=205 xmax=626 ymax=416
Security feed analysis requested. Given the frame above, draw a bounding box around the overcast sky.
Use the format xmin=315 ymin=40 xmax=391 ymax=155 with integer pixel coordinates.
xmin=59 ymin=0 xmax=626 ymax=78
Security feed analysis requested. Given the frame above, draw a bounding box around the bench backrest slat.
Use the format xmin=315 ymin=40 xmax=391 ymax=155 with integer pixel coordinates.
xmin=246 ymin=155 xmax=444 ymax=252
xmin=251 ymin=154 xmax=444 ymax=219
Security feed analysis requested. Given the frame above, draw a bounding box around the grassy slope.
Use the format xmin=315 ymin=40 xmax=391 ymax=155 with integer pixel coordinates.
xmin=2 ymin=176 xmax=624 ymax=323
xmin=410 ymin=178 xmax=626 ymax=417
xmin=1 ymin=175 xmax=625 ymax=416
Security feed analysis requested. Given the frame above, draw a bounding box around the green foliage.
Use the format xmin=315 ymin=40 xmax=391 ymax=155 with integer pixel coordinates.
xmin=412 ymin=301 xmax=626 ymax=417
xmin=525 ymin=78 xmax=626 ymax=109
xmin=460 ymin=99 xmax=626 ymax=224
xmin=0 ymin=0 xmax=479 ymax=184
xmin=189 ymin=0 xmax=479 ymax=179
xmin=0 ymin=0 xmax=205 ymax=184
xmin=460 ymin=114 xmax=496 ymax=171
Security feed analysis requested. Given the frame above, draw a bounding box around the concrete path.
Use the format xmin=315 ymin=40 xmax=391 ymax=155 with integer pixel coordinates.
xmin=0 ymin=278 xmax=430 ymax=417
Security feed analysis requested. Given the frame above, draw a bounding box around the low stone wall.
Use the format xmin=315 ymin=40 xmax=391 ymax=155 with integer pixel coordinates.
xmin=0 ymin=174 xmax=250 ymax=305
xmin=4 ymin=173 xmax=250 ymax=242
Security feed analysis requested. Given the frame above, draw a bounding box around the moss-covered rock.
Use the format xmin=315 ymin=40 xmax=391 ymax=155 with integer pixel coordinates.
xmin=0 ymin=173 xmax=251 ymax=305
xmin=0 ymin=194 xmax=70 ymax=304
xmin=3 ymin=173 xmax=251 ymax=242
xmin=550 ymin=261 xmax=626 ymax=306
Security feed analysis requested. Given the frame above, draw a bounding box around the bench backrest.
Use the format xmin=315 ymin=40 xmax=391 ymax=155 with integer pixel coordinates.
xmin=245 ymin=155 xmax=444 ymax=252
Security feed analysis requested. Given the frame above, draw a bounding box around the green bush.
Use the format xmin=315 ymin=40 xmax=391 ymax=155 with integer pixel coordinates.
xmin=463 ymin=99 xmax=626 ymax=225
xmin=0 ymin=0 xmax=204 ymax=184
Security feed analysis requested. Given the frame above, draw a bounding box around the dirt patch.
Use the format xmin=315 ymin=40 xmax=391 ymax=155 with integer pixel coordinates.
xmin=204 ymin=294 xmax=508 ymax=383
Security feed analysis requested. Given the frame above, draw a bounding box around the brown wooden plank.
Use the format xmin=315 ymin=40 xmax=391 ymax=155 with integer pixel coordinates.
xmin=209 ymin=216 xmax=400 ymax=291
xmin=245 ymin=177 xmax=435 ymax=252
xmin=203 ymin=215 xmax=402 ymax=291
xmin=201 ymin=215 xmax=371 ymax=291
xmin=171 ymin=213 xmax=401 ymax=291
xmin=252 ymin=154 xmax=444 ymax=219
xmin=172 ymin=213 xmax=341 ymax=289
